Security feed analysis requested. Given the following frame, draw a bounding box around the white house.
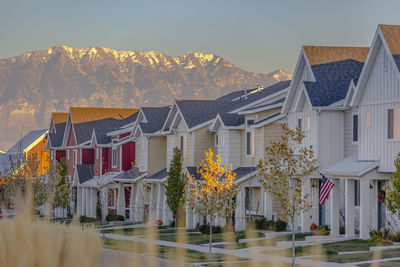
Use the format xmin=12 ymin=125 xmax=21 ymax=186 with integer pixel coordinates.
xmin=323 ymin=25 xmax=400 ymax=239
xmin=282 ymin=45 xmax=370 ymax=234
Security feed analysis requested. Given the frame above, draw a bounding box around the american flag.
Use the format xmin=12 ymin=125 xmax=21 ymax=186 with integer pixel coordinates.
xmin=319 ymin=174 xmax=334 ymax=205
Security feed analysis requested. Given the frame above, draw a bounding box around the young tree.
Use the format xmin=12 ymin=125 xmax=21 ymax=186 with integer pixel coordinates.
xmin=165 ymin=147 xmax=185 ymax=227
xmin=186 ymin=149 xmax=238 ymax=253
xmin=386 ymin=153 xmax=400 ymax=217
xmin=258 ymin=124 xmax=316 ymax=267
xmin=54 ymin=159 xmax=71 ymax=218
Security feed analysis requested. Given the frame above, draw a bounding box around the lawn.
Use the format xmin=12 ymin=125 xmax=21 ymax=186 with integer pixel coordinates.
xmin=103 ymin=238 xmax=244 ymax=263
xmin=265 ymin=239 xmax=400 ymax=264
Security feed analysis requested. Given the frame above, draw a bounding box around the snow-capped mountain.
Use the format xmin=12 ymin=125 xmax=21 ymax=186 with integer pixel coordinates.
xmin=0 ymin=45 xmax=292 ymax=150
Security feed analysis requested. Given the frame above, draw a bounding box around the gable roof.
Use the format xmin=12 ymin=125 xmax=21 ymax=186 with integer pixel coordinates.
xmin=7 ymin=129 xmax=48 ymax=154
xmin=379 ymin=24 xmax=400 ymax=72
xmin=146 ymin=168 xmax=168 ymax=181
xmin=69 ymin=107 xmax=139 ymax=124
xmin=68 ymin=108 xmax=139 ymax=146
xmin=284 ymin=46 xmax=369 ymax=111
xmin=76 ymin=164 xmax=95 ymax=184
xmin=48 ymin=122 xmax=67 ymax=148
xmin=303 ymin=46 xmax=369 ymax=66
xmin=139 ymin=106 xmax=170 ymax=134
xmin=52 ymin=112 xmax=68 ymax=124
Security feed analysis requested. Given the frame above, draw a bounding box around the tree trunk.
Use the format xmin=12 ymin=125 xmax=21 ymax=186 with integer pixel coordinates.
xmin=291 ymin=210 xmax=295 ymax=267
xmin=174 ymin=213 xmax=177 ymax=229
xmin=209 ymin=215 xmax=213 ymax=253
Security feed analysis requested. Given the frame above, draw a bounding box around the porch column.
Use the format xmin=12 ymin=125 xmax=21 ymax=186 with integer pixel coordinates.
xmin=117 ymin=183 xmax=125 ymax=216
xmin=235 ymin=187 xmax=245 ymax=231
xmin=162 ymin=185 xmax=172 ymax=225
xmin=92 ymin=188 xmax=97 ymax=218
xmin=129 ymin=183 xmax=136 ymax=221
xmin=330 ymin=178 xmax=340 ymax=236
xmin=85 ymin=188 xmax=90 ymax=217
xmin=263 ymin=188 xmax=273 ymax=220
xmin=156 ymin=184 xmax=163 ymax=220
xmin=345 ymin=179 xmax=355 ymax=237
xmin=134 ymin=182 xmax=144 ymax=222
xmin=360 ymin=178 xmax=371 ymax=239
xmin=77 ymin=187 xmax=82 ymax=217
xmin=100 ymin=187 xmax=108 ymax=222
xmin=301 ymin=178 xmax=312 ymax=232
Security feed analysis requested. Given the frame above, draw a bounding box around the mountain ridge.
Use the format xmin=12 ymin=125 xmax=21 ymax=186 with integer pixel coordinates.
xmin=0 ymin=45 xmax=292 ymax=151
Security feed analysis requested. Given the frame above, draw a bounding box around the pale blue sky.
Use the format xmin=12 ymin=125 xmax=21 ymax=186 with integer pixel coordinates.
xmin=1 ymin=0 xmax=400 ymax=73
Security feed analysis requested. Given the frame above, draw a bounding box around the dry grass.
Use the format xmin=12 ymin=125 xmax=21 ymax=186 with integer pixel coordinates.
xmin=0 ymin=191 xmax=101 ymax=267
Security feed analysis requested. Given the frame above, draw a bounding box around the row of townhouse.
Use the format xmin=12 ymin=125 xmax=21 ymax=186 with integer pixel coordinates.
xmin=46 ymin=80 xmax=291 ymax=231
xmin=284 ymin=24 xmax=400 ymax=239
xmin=45 ymin=24 xmax=400 ymax=238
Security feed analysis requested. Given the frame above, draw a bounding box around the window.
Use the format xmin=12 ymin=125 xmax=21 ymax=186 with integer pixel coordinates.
xmin=215 ymin=134 xmax=219 ymax=146
xmin=180 ymin=135 xmax=187 ymax=159
xmin=73 ymin=149 xmax=77 ymax=167
xmin=246 ymin=130 xmax=254 ymax=156
xmin=353 ymin=114 xmax=359 ymax=142
xmin=112 ymin=148 xmax=117 ymax=168
xmin=365 ymin=110 xmax=371 ymax=127
xmin=354 ymin=180 xmax=360 ymax=206
xmin=388 ymin=108 xmax=400 ymax=139
xmin=306 ymin=116 xmax=311 ymax=130
xmin=298 ymin=118 xmax=302 ymax=131
xmin=108 ymin=188 xmax=118 ymax=208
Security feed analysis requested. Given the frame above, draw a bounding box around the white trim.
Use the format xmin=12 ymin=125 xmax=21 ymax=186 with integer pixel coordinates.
xmin=251 ymin=113 xmax=286 ymax=128
xmin=237 ymin=101 xmax=284 ymax=115
xmin=112 ymin=147 xmax=117 ymax=168
xmin=119 ymin=145 xmax=122 ymax=171
xmin=229 ymin=88 xmax=289 ymax=114
xmin=79 ymin=148 xmax=82 ymax=164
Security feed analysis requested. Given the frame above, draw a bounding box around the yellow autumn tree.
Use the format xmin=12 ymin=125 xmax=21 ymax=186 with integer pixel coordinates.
xmin=186 ymin=149 xmax=238 ymax=253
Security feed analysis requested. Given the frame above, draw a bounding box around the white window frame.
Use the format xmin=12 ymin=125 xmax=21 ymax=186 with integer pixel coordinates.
xmin=306 ymin=115 xmax=311 ymax=131
xmin=388 ymin=108 xmax=400 ymax=141
xmin=365 ymin=110 xmax=371 ymax=128
xmin=215 ymin=133 xmax=219 ymax=146
xmin=246 ymin=129 xmax=255 ymax=156
xmin=112 ymin=147 xmax=117 ymax=168
xmin=180 ymin=135 xmax=187 ymax=159
xmin=73 ymin=149 xmax=77 ymax=168
xmin=352 ymin=113 xmax=359 ymax=143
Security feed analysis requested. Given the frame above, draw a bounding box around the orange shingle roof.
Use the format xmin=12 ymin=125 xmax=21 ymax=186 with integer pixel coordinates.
xmin=70 ymin=107 xmax=139 ymax=124
xmin=52 ymin=112 xmax=68 ymax=124
xmin=379 ymin=25 xmax=400 ymax=55
xmin=304 ymin=46 xmax=369 ymax=66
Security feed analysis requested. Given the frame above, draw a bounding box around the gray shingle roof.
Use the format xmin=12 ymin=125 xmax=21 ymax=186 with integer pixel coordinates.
xmin=0 ymin=153 xmax=10 ymax=175
xmin=186 ymin=166 xmax=257 ymax=181
xmin=76 ymin=164 xmax=94 ymax=184
xmin=74 ymin=112 xmax=138 ymax=145
xmin=147 ymin=168 xmax=168 ymax=180
xmin=113 ymin=168 xmax=142 ymax=180
xmin=7 ymin=129 xmax=47 ymax=154
xmin=241 ymin=98 xmax=285 ymax=113
xmin=304 ymin=59 xmax=364 ymax=107
xmin=140 ymin=106 xmax=170 ymax=134
xmin=175 ymin=81 xmax=290 ymax=130
xmin=218 ymin=113 xmax=245 ymax=127
xmin=48 ymin=123 xmax=66 ymax=148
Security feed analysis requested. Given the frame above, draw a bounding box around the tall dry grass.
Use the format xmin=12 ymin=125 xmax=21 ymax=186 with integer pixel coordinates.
xmin=0 ymin=189 xmax=101 ymax=267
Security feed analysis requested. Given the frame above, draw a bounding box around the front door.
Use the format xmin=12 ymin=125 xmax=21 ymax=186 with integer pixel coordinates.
xmin=378 ymin=181 xmax=386 ymax=229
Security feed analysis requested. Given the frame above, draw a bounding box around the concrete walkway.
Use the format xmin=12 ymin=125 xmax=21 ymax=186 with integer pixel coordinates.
xmin=97 ymin=223 xmax=147 ymax=231
xmin=102 ymin=233 xmax=353 ymax=266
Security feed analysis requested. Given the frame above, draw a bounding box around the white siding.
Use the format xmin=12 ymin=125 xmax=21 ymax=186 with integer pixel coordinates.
xmin=135 ymin=136 xmax=148 ymax=172
xmin=358 ymin=43 xmax=400 ymax=171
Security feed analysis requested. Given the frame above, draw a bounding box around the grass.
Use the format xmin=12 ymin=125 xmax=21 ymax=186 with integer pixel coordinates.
xmin=266 ymin=239 xmax=400 ymax=264
xmin=103 ymin=238 xmax=243 ymax=263
xmin=214 ymin=233 xmax=311 ymax=249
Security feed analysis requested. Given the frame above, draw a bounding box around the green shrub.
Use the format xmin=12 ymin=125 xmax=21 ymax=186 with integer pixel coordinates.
xmin=198 ymin=224 xmax=222 ymax=234
xmin=370 ymin=228 xmax=392 ymax=244
xmin=275 ymin=219 xmax=288 ymax=231
xmin=105 ymin=214 xmax=125 ymax=222
xmin=390 ymin=232 xmax=400 ymax=242
xmin=79 ymin=216 xmax=97 ymax=223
